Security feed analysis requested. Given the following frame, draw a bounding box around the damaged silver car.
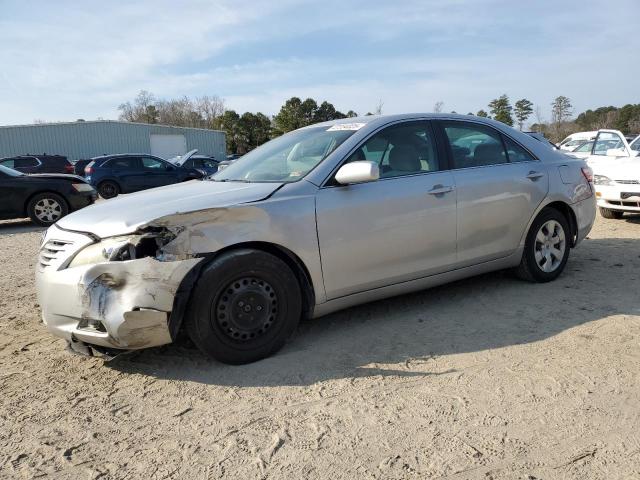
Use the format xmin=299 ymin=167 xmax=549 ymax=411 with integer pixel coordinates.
xmin=36 ymin=114 xmax=596 ymax=364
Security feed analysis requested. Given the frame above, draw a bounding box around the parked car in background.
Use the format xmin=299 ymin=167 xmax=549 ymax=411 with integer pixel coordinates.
xmin=84 ymin=153 xmax=204 ymax=199
xmin=168 ymin=149 xmax=219 ymax=176
xmin=0 ymin=154 xmax=74 ymax=174
xmin=36 ymin=114 xmax=595 ymax=364
xmin=580 ymin=130 xmax=640 ymax=166
xmin=226 ymin=154 xmax=243 ymax=161
xmin=557 ymin=131 xmax=597 ymax=151
xmin=592 ymin=158 xmax=640 ymax=218
xmin=73 ymin=159 xmax=92 ymax=176
xmin=0 ymin=164 xmax=96 ymax=226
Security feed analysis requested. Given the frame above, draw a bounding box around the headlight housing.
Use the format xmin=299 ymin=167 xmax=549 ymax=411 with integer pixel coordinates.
xmin=67 ymin=230 xmax=175 ymax=268
xmin=593 ymin=175 xmax=614 ymax=186
xmin=71 ymin=183 xmax=95 ymax=192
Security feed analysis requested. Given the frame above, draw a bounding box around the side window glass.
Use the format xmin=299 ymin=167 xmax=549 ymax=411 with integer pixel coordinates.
xmin=575 ymin=141 xmax=594 ymax=153
xmin=503 ymin=136 xmax=535 ymax=162
xmin=344 ymin=121 xmax=439 ymax=178
xmin=108 ymin=157 xmax=139 ymax=170
xmin=143 ymin=157 xmax=168 ymax=170
xmin=593 ymin=132 xmax=624 ymax=156
xmin=15 ymin=157 xmax=39 ymax=168
xmin=442 ymin=122 xmax=507 ymax=168
xmin=631 ymin=140 xmax=640 ymax=152
xmin=1 ymin=159 xmax=15 ymax=168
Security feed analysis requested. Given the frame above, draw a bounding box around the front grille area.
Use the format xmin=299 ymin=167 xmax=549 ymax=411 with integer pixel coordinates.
xmin=607 ymin=200 xmax=640 ymax=208
xmin=39 ymin=240 xmax=75 ymax=268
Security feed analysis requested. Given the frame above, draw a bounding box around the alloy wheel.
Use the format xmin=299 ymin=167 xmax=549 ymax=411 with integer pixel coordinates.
xmin=34 ymin=198 xmax=63 ymax=223
xmin=534 ymin=219 xmax=566 ymax=273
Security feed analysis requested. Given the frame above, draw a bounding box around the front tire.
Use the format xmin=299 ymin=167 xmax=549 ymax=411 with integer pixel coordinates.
xmin=599 ymin=207 xmax=624 ymax=219
xmin=27 ymin=193 xmax=69 ymax=226
xmin=516 ymin=207 xmax=571 ymax=283
xmin=185 ymin=249 xmax=302 ymax=364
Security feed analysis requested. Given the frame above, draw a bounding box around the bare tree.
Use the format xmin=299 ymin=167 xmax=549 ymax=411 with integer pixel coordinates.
xmin=433 ymin=101 xmax=444 ymax=113
xmin=374 ymin=99 xmax=384 ymax=115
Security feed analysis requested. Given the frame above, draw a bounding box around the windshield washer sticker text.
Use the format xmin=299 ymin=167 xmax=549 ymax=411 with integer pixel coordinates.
xmin=327 ymin=123 xmax=366 ymax=132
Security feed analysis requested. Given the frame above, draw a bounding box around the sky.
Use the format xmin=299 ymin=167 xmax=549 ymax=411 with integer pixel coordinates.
xmin=0 ymin=0 xmax=638 ymax=126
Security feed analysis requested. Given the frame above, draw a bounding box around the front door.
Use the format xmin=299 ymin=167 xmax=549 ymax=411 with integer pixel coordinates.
xmin=438 ymin=120 xmax=549 ymax=266
xmin=315 ymin=120 xmax=457 ymax=300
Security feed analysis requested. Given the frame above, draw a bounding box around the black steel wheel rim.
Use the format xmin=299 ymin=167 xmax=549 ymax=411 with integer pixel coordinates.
xmin=215 ymin=277 xmax=278 ymax=342
xmin=100 ymin=183 xmax=116 ymax=198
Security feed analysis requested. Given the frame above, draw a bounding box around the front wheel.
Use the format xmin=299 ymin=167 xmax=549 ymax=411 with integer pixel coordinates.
xmin=515 ymin=208 xmax=571 ymax=283
xmin=599 ymin=207 xmax=624 ymax=219
xmin=185 ymin=249 xmax=302 ymax=364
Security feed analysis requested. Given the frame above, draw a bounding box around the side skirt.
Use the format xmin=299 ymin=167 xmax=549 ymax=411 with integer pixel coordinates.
xmin=312 ymin=248 xmax=523 ymax=318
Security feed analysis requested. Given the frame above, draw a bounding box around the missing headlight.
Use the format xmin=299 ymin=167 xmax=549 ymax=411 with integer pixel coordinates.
xmin=67 ymin=229 xmax=177 ymax=268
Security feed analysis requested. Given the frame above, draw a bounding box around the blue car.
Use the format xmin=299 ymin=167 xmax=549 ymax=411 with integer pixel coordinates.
xmin=85 ymin=154 xmax=204 ymax=199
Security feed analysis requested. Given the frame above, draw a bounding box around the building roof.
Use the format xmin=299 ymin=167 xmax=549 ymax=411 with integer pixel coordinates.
xmin=0 ymin=119 xmax=224 ymax=134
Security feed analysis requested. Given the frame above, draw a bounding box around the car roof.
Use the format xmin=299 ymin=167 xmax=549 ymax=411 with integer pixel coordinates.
xmin=91 ymin=153 xmax=160 ymax=160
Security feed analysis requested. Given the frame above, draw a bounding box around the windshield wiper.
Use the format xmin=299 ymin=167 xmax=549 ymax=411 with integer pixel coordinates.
xmin=215 ymin=178 xmax=251 ymax=183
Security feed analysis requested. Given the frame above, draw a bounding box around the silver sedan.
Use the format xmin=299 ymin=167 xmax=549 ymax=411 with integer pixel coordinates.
xmin=36 ymin=114 xmax=596 ymax=364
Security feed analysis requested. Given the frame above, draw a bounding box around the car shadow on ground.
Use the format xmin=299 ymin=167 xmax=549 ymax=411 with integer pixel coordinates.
xmin=108 ymin=237 xmax=640 ymax=387
xmin=0 ymin=219 xmax=44 ymax=236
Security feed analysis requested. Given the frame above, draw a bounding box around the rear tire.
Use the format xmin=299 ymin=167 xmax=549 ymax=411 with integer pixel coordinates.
xmin=98 ymin=180 xmax=120 ymax=199
xmin=185 ymin=249 xmax=302 ymax=364
xmin=27 ymin=193 xmax=69 ymax=226
xmin=515 ymin=207 xmax=571 ymax=283
xmin=599 ymin=207 xmax=624 ymax=219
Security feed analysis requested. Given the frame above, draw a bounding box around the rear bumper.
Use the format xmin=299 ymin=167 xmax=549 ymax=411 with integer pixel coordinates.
xmin=571 ymin=195 xmax=596 ymax=245
xmin=67 ymin=191 xmax=96 ymax=211
xmin=35 ymin=225 xmax=201 ymax=351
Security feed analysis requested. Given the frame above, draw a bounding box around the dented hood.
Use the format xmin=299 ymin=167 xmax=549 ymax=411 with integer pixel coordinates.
xmin=56 ymin=180 xmax=283 ymax=238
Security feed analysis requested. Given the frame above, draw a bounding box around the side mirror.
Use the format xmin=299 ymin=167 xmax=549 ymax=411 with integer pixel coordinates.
xmin=335 ymin=161 xmax=380 ymax=185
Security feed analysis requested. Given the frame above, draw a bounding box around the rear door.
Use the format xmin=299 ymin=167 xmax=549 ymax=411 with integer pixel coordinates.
xmin=437 ymin=120 xmax=548 ymax=266
xmin=315 ymin=120 xmax=457 ymax=299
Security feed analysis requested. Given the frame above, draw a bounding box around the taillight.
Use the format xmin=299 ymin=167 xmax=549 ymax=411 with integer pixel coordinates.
xmin=85 ymin=166 xmax=93 ymax=175
xmin=64 ymin=164 xmax=74 ymax=174
xmin=581 ymin=166 xmax=593 ymax=183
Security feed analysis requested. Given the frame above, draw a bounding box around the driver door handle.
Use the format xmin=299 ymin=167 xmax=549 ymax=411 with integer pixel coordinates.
xmin=428 ymin=185 xmax=454 ymax=195
xmin=526 ymin=171 xmax=544 ymax=181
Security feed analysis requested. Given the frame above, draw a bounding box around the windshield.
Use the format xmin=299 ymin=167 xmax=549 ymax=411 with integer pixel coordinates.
xmin=213 ymin=126 xmax=357 ymax=182
xmin=631 ymin=136 xmax=640 ymax=152
xmin=0 ymin=164 xmax=25 ymax=177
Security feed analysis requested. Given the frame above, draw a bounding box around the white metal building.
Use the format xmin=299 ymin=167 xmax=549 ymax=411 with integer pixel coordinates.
xmin=0 ymin=120 xmax=226 ymax=161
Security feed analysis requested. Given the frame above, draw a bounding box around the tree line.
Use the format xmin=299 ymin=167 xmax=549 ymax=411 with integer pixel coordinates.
xmin=118 ymin=90 xmax=640 ymax=154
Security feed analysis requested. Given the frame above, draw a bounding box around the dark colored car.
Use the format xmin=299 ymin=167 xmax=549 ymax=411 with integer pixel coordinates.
xmin=0 ymin=165 xmax=96 ymax=226
xmin=168 ymin=150 xmax=219 ymax=176
xmin=0 ymin=155 xmax=74 ymax=174
xmin=73 ymin=159 xmax=92 ymax=176
xmin=84 ymin=153 xmax=204 ymax=199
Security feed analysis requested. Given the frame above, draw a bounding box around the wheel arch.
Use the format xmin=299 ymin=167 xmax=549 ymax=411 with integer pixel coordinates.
xmin=168 ymin=241 xmax=316 ymax=339
xmin=542 ymin=201 xmax=578 ymax=247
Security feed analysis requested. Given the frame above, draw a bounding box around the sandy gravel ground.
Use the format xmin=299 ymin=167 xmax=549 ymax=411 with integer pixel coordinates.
xmin=1 ymin=213 xmax=639 ymax=479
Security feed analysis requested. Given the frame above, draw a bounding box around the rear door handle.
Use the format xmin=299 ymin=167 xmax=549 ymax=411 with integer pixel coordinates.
xmin=526 ymin=171 xmax=545 ymax=181
xmin=428 ymin=185 xmax=454 ymax=195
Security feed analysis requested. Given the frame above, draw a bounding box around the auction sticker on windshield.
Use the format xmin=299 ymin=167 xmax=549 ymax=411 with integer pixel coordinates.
xmin=327 ymin=123 xmax=366 ymax=131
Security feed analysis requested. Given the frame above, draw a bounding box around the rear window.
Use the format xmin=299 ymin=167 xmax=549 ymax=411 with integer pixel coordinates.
xmin=14 ymin=157 xmax=40 ymax=168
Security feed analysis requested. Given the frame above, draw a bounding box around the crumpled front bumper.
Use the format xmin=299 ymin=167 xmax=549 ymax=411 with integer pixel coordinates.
xmin=35 ymin=225 xmax=201 ymax=352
